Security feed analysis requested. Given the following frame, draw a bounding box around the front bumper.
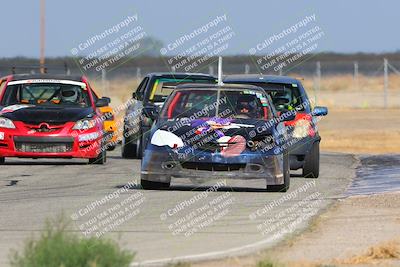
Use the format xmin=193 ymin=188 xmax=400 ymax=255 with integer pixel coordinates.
xmin=0 ymin=123 xmax=102 ymax=159
xmin=141 ymin=145 xmax=285 ymax=186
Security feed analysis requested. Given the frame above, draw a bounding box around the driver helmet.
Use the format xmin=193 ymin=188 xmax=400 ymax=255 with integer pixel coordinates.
xmin=236 ymin=94 xmax=257 ymax=114
xmin=61 ymin=87 xmax=80 ymax=103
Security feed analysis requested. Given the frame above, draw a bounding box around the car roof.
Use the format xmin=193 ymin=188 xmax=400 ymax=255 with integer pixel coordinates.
xmin=223 ymin=74 xmax=300 ymax=84
xmin=175 ymin=83 xmax=265 ymax=91
xmin=147 ymin=72 xmax=216 ymax=79
xmin=9 ymin=73 xmax=84 ymax=82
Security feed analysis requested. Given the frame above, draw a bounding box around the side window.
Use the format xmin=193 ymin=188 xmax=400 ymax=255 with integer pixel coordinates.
xmin=135 ymin=77 xmax=149 ymax=101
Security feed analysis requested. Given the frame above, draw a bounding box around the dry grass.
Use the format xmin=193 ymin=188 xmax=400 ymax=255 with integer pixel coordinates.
xmin=90 ymin=74 xmax=400 ymax=109
xmin=334 ymin=240 xmax=400 ymax=265
xmin=301 ymin=74 xmax=400 ymax=92
xmin=318 ymin=108 xmax=400 ymax=154
xmin=89 ymin=75 xmax=400 ymax=154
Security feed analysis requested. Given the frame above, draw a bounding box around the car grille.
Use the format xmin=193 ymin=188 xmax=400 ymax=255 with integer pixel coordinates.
xmin=181 ymin=162 xmax=245 ymax=171
xmin=197 ymin=142 xmax=221 ymax=152
xmin=14 ymin=137 xmax=74 ymax=153
xmin=25 ymin=123 xmax=65 ymax=133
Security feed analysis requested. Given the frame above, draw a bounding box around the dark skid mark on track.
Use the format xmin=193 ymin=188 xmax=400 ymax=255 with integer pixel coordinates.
xmin=3 ymin=161 xmax=86 ymax=166
xmin=6 ymin=180 xmax=18 ymax=186
xmin=347 ymin=154 xmax=400 ymax=196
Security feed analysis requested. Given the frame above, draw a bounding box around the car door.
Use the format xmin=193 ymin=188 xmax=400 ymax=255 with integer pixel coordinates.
xmin=124 ymin=77 xmax=149 ymax=137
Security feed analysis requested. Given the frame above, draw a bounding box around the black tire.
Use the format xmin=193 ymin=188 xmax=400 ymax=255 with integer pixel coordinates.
xmin=89 ymin=149 xmax=106 ymax=165
xmin=302 ymin=141 xmax=320 ymax=178
xmin=0 ymin=157 xmax=5 ymax=164
xmin=267 ymin=153 xmax=290 ymax=192
xmin=121 ymin=132 xmax=137 ymax=159
xmin=136 ymin=135 xmax=143 ymax=159
xmin=106 ymin=144 xmax=116 ymax=151
xmin=141 ymin=179 xmax=170 ymax=190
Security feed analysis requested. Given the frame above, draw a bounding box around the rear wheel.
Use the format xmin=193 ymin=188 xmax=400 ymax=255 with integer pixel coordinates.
xmin=302 ymin=141 xmax=320 ymax=178
xmin=141 ymin=179 xmax=170 ymax=190
xmin=89 ymin=149 xmax=106 ymax=165
xmin=267 ymin=153 xmax=290 ymax=192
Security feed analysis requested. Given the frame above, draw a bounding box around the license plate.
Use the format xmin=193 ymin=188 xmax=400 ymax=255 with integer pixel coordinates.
xmin=19 ymin=143 xmax=68 ymax=153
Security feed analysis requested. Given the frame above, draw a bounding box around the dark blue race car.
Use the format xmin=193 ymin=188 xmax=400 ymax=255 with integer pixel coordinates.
xmin=140 ymin=83 xmax=296 ymax=192
xmin=224 ymin=75 xmax=328 ymax=178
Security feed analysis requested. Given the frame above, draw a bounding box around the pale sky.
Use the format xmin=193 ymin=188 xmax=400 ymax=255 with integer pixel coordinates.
xmin=0 ymin=0 xmax=398 ymax=57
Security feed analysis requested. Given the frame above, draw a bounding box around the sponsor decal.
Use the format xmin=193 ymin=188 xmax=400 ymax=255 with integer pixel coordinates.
xmin=0 ymin=104 xmax=33 ymax=114
xmin=7 ymin=79 xmax=86 ymax=88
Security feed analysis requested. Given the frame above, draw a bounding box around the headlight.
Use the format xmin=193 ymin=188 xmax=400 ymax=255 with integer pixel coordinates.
xmin=0 ymin=117 xmax=16 ymax=129
xmin=73 ymin=119 xmax=96 ymax=130
xmin=78 ymin=132 xmax=100 ymax=142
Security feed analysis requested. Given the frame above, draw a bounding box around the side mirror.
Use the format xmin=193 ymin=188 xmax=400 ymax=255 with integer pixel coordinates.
xmin=313 ymin=106 xmax=328 ymax=116
xmin=103 ymin=97 xmax=111 ymax=104
xmin=143 ymin=105 xmax=159 ymax=120
xmin=96 ymin=97 xmax=110 ymax=107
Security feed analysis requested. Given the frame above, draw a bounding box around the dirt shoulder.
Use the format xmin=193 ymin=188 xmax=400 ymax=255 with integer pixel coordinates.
xmin=318 ymin=108 xmax=400 ymax=154
xmin=192 ymin=192 xmax=400 ymax=267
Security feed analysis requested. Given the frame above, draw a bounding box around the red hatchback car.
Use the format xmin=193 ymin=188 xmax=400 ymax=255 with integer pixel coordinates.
xmin=0 ymin=74 xmax=109 ymax=164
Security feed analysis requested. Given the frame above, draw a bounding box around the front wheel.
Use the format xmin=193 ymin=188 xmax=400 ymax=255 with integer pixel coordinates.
xmin=106 ymin=144 xmax=116 ymax=151
xmin=0 ymin=157 xmax=5 ymax=164
xmin=136 ymin=135 xmax=143 ymax=159
xmin=267 ymin=153 xmax=290 ymax=192
xmin=121 ymin=129 xmax=137 ymax=159
xmin=302 ymin=141 xmax=320 ymax=178
xmin=141 ymin=179 xmax=170 ymax=190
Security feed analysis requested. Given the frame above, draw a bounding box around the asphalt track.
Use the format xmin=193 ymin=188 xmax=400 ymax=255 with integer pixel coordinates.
xmin=0 ymin=150 xmax=356 ymax=266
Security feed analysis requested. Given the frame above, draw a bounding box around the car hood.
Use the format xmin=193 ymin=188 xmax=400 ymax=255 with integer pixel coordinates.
xmin=0 ymin=104 xmax=94 ymax=124
xmin=156 ymin=117 xmax=275 ymax=144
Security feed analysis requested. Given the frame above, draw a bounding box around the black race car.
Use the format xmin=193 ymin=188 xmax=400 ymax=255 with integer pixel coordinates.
xmin=224 ymin=75 xmax=328 ymax=178
xmin=121 ymin=73 xmax=216 ymax=159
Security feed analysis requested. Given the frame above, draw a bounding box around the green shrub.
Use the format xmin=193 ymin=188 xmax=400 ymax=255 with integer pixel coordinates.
xmin=256 ymin=259 xmax=285 ymax=267
xmin=9 ymin=216 xmax=134 ymax=267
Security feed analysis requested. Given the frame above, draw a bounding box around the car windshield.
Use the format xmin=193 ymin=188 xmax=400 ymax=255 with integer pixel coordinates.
xmin=247 ymin=83 xmax=304 ymax=112
xmin=1 ymin=83 xmax=91 ymax=107
xmin=161 ymin=88 xmax=271 ymax=120
xmin=148 ymin=78 xmax=216 ymax=103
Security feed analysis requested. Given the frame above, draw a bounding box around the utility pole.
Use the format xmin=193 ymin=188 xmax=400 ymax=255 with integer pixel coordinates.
xmin=101 ymin=69 xmax=108 ymax=96
xmin=218 ymin=56 xmax=223 ymax=86
xmin=209 ymin=65 xmax=214 ymax=76
xmin=353 ymin=61 xmax=359 ymax=90
xmin=314 ymin=61 xmax=321 ymax=104
xmin=245 ymin=64 xmax=250 ymax=74
xmin=40 ymin=0 xmax=46 ymax=74
xmin=383 ymin=58 xmax=388 ymax=109
xmin=136 ymin=67 xmax=141 ymax=79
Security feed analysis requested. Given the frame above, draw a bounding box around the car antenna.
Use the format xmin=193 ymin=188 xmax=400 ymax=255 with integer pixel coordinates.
xmin=217 ymin=56 xmax=224 ymax=86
